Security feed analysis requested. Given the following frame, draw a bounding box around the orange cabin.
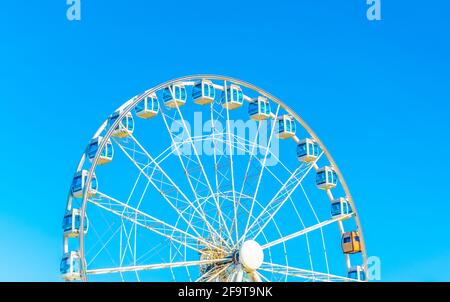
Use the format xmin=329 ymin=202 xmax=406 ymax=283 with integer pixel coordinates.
xmin=341 ymin=231 xmax=362 ymax=254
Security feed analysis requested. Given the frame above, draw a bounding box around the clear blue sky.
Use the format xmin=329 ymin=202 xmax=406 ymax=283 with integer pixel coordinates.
xmin=0 ymin=0 xmax=449 ymax=281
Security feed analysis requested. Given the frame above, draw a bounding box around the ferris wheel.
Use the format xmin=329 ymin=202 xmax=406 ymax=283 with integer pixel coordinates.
xmin=61 ymin=75 xmax=368 ymax=282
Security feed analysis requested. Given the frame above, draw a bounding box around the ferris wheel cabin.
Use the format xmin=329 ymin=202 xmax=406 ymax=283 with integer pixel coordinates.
xmin=71 ymin=170 xmax=98 ymax=199
xmin=60 ymin=251 xmax=82 ymax=281
xmin=331 ymin=198 xmax=353 ymax=218
xmin=108 ymin=111 xmax=134 ymax=138
xmin=348 ymin=266 xmax=366 ymax=281
xmin=341 ymin=231 xmax=362 ymax=254
xmin=87 ymin=136 xmax=113 ymax=165
xmin=163 ymin=83 xmax=187 ymax=108
xmin=62 ymin=208 xmax=87 ymax=238
xmin=248 ymin=96 xmax=271 ymax=121
xmin=297 ymin=138 xmax=320 ymax=162
xmin=277 ymin=115 xmax=296 ymax=139
xmin=221 ymin=84 xmax=244 ymax=110
xmin=192 ymin=80 xmax=215 ymax=105
xmin=316 ymin=166 xmax=338 ymax=190
xmin=135 ymin=94 xmax=159 ymax=119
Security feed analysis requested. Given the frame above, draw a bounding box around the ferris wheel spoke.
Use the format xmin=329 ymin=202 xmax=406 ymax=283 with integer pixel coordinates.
xmin=169 ymin=239 xmax=192 ymax=281
xmin=241 ymin=105 xmax=280 ymax=244
xmin=87 ymin=258 xmax=228 ymax=276
xmin=119 ymin=217 xmax=142 ymax=278
xmin=170 ymin=206 xmax=202 ymax=277
xmin=134 ymin=237 xmax=171 ymax=265
xmin=242 ymin=153 xmax=324 ymax=242
xmin=90 ymin=203 xmax=201 ymax=256
xmin=232 ymin=194 xmax=285 ymax=261
xmin=209 ymin=99 xmax=235 ymax=245
xmin=84 ymin=205 xmax=124 ymax=270
xmin=118 ymin=171 xmax=145 ymax=273
xmin=195 ymin=265 xmax=219 ymax=282
xmin=235 ymin=122 xmax=263 ymax=211
xmin=209 ymin=103 xmax=221 ymax=193
xmin=201 ymin=264 xmax=231 ymax=282
xmin=153 ymin=143 xmax=178 ymax=165
xmin=231 ymin=133 xmax=302 ymax=186
xmin=158 ymin=101 xmax=232 ymax=249
xmin=223 ymin=80 xmax=240 ymax=244
xmin=299 ymin=183 xmax=331 ymax=278
xmin=113 ymin=138 xmax=193 ymax=218
xmin=180 ymin=216 xmax=195 ymax=282
xmin=213 ymin=124 xmax=261 ymax=241
xmin=231 ymin=135 xmax=287 ymax=183
xmin=287 ymin=195 xmax=315 ymax=275
xmin=173 ymin=98 xmax=233 ymax=246
xmin=89 ymin=192 xmax=223 ymax=254
xmin=87 ymin=223 xmax=121 ymax=267
xmin=261 ymin=214 xmax=352 ymax=250
xmin=245 ymin=163 xmax=312 ymax=240
xmin=259 ymin=262 xmax=356 ymax=282
xmin=255 ymin=271 xmax=271 ymax=282
xmin=131 ymin=177 xmax=152 ymax=280
xmin=113 ymin=136 xmax=223 ymax=244
xmin=231 ymin=201 xmax=288 ymax=273
xmin=119 ymin=222 xmax=134 ymax=266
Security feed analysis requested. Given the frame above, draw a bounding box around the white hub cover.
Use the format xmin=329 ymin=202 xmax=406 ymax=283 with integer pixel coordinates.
xmin=239 ymin=240 xmax=264 ymax=272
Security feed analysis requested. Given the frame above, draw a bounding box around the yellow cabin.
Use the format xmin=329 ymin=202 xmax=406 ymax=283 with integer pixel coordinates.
xmin=341 ymin=231 xmax=361 ymax=254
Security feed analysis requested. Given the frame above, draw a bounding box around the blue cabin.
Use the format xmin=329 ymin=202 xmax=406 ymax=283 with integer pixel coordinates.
xmin=248 ymin=96 xmax=271 ymax=121
xmin=108 ymin=111 xmax=134 ymax=138
xmin=221 ymin=84 xmax=244 ymax=110
xmin=87 ymin=136 xmax=113 ymax=165
xmin=60 ymin=251 xmax=82 ymax=281
xmin=63 ymin=208 xmax=88 ymax=238
xmin=162 ymin=83 xmax=187 ymax=108
xmin=277 ymin=115 xmax=296 ymax=139
xmin=135 ymin=93 xmax=159 ymax=119
xmin=348 ymin=266 xmax=366 ymax=281
xmin=71 ymin=170 xmax=98 ymax=199
xmin=331 ymin=198 xmax=353 ymax=218
xmin=297 ymin=138 xmax=320 ymax=162
xmin=316 ymin=166 xmax=338 ymax=190
xmin=192 ymin=80 xmax=215 ymax=105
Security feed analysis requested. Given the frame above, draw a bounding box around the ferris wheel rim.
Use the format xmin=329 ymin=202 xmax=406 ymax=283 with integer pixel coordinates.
xmin=71 ymin=74 xmax=368 ymax=282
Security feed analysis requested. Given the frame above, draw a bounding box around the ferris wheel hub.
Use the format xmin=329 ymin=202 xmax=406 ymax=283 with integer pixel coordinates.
xmin=239 ymin=240 xmax=264 ymax=272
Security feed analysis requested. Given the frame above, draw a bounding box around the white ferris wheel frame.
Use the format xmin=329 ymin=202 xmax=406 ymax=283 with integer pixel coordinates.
xmin=63 ymin=74 xmax=368 ymax=282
